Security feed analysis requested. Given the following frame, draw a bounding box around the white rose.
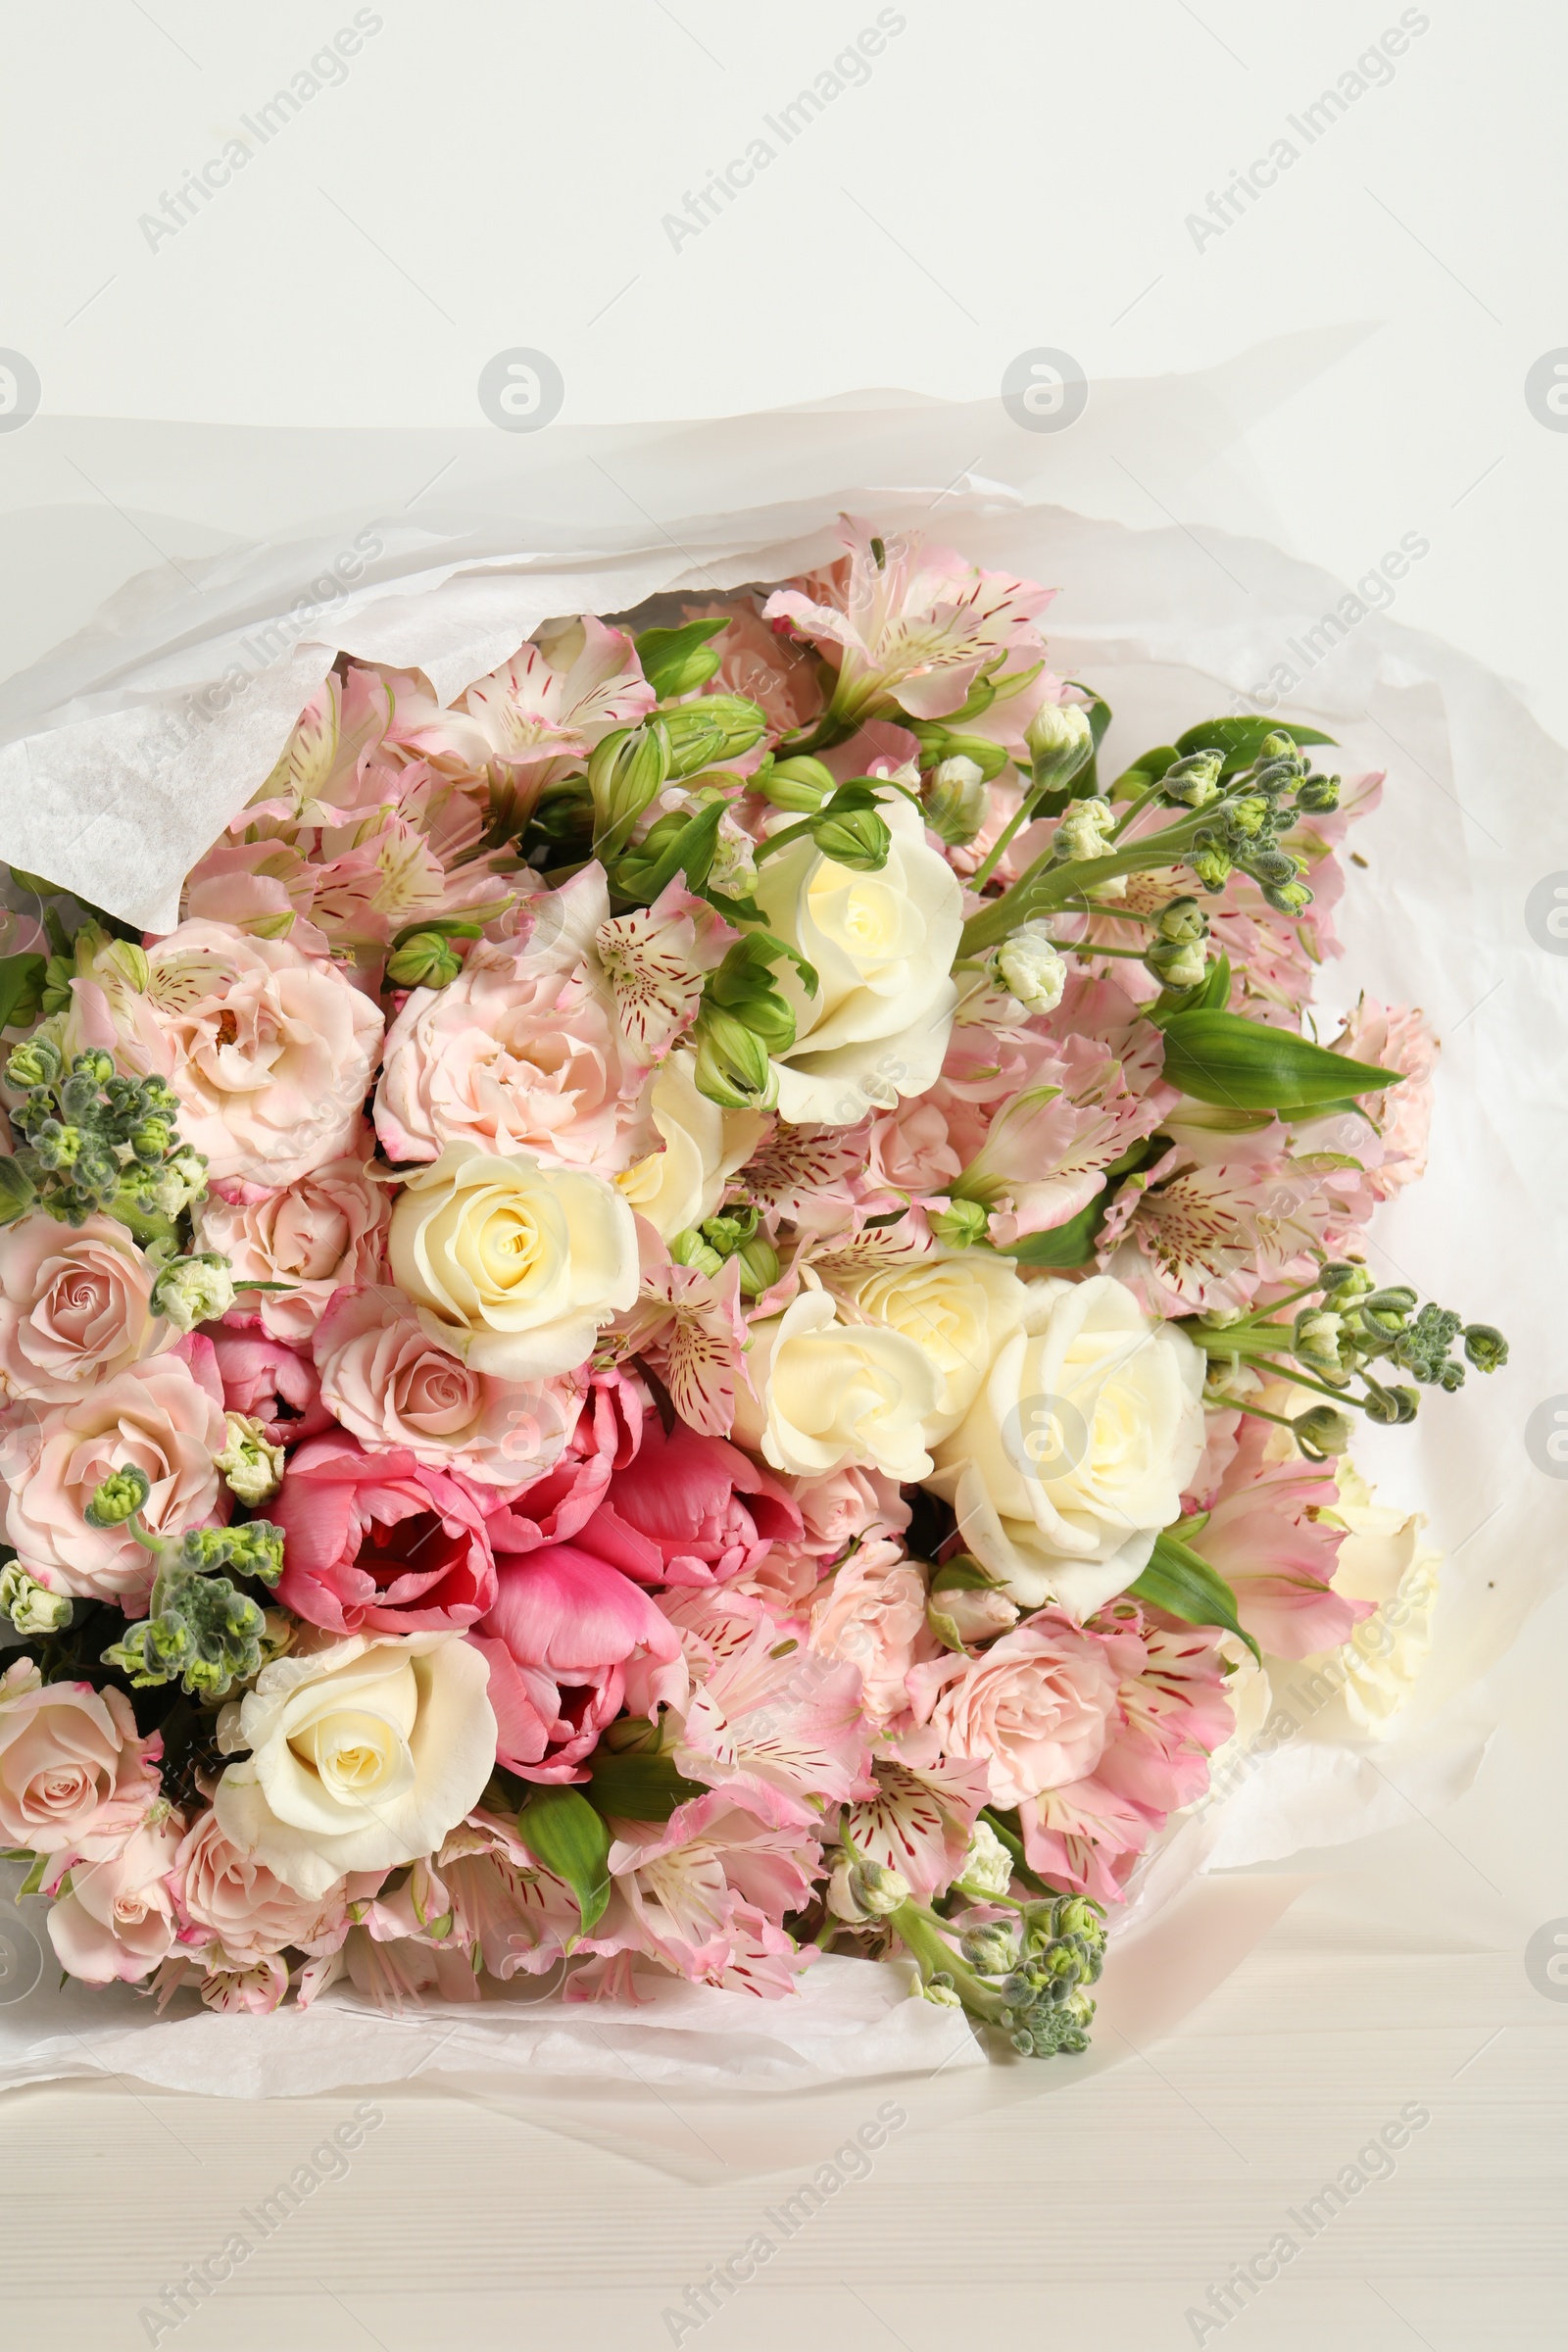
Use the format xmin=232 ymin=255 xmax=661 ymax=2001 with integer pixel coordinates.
xmin=613 ymin=1051 xmax=766 ymax=1243
xmin=214 ymin=1630 xmax=496 ymax=1899
xmin=840 ymin=1248 xmax=1030 ymax=1444
xmin=927 ymin=1273 xmax=1205 ymax=1618
xmin=732 ymin=1284 xmax=942 ymax=1481
xmin=388 ymin=1141 xmax=637 ymax=1380
xmin=751 ymin=789 xmax=963 ymax=1124
xmin=992 ymin=920 xmax=1066 ymax=1017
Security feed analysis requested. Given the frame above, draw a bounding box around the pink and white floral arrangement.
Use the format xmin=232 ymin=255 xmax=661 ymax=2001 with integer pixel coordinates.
xmin=0 ymin=518 xmax=1503 ymax=2055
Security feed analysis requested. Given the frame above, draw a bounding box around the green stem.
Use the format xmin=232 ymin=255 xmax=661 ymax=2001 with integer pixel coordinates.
xmin=960 ymin=808 xmax=1210 ymax=957
xmin=1107 ymin=781 xmax=1163 ymax=842
xmin=1063 ymin=942 xmax=1151 ymax=959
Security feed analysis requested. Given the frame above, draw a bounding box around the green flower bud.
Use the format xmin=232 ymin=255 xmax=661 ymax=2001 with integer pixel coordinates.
xmin=1144 ymin=936 xmax=1208 ymax=990
xmin=927 ymin=1197 xmax=991 ymax=1249
xmin=1188 ymin=846 xmax=1234 ymax=893
xmin=923 ymin=756 xmax=989 ymax=846
xmin=587 ymin=721 xmax=672 ymax=854
xmin=669 ymin=1226 xmax=726 ymax=1279
xmin=71 ymin=1049 xmax=116 ymax=1088
xmin=1461 ymin=1322 xmax=1508 ymax=1373
xmin=1294 ymin=773 xmax=1341 ymax=812
xmin=759 ymin=756 xmax=835 ymax=812
xmin=386 ymin=931 xmax=465 ymax=988
xmin=733 ymin=1233 xmax=780 ymax=1298
xmin=1024 ymin=700 xmax=1096 ymax=788
xmin=1293 ymin=1308 xmax=1347 ymax=1377
xmin=85 ymin=1465 xmax=152 ymax=1528
xmin=1362 ymin=1383 xmax=1420 ymax=1427
xmin=1319 ymin=1260 xmax=1374 ymax=1300
xmin=1053 ymin=797 xmax=1116 ymax=864
xmin=662 ymin=695 xmax=767 ymax=776
xmin=1262 ymin=880 xmax=1313 ymax=916
xmin=1293 ymin=1404 xmax=1352 ymax=1459
xmin=129 ymin=1117 xmax=173 ymax=1164
xmin=1159 ymin=750 xmax=1224 ymax=807
xmin=1226 ymin=794 xmax=1271 ymax=840
xmin=0 ymin=1563 xmax=73 ymax=1635
xmin=214 ymin=1411 xmax=285 ymax=1506
xmin=811 ymin=805 xmax=892 ymax=872
xmin=1156 ymin=895 xmax=1208 ymax=946
xmin=827 ymin=1854 xmax=911 ymax=1923
xmin=5 ymin=1037 xmax=61 ymax=1090
xmin=693 ymin=1008 xmax=776 ymax=1110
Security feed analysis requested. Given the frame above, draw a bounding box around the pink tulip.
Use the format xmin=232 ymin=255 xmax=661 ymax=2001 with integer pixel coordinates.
xmin=272 ymin=1433 xmax=498 ymax=1635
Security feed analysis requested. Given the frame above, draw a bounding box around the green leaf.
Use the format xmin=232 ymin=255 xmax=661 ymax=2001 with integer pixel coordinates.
xmin=635 ymin=616 xmax=728 ymax=699
xmin=1109 ymin=745 xmax=1180 ymax=801
xmin=514 ymin=1785 xmax=612 ymax=1935
xmin=610 ymin=798 xmax=727 ymax=907
xmin=0 ymin=1154 xmax=37 ymax=1228
xmin=1159 ymin=1008 xmax=1398 ymax=1110
xmin=1173 ymin=716 xmax=1336 ymax=776
xmin=1129 ymin=1530 xmax=1260 ymax=1664
xmin=0 ymin=952 xmax=47 ymax=1036
xmin=1006 ymin=1196 xmax=1103 ymax=1268
xmin=587 ymin=1747 xmax=708 ymax=1823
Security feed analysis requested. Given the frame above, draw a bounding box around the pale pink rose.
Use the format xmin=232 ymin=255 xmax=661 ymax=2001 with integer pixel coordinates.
xmin=45 ymin=1815 xmax=183 ymax=1984
xmin=808 ymin=1540 xmax=932 ymax=1722
xmin=0 ymin=1659 xmax=162 ymax=1853
xmin=374 ymin=930 xmax=656 ymax=1174
xmin=3 ymin=1342 xmax=228 ymax=1604
xmin=0 ymin=1212 xmax=169 ymax=1403
xmin=137 ymin=919 xmax=384 ymax=1185
xmin=312 ymin=1284 xmax=575 ymax=1489
xmin=865 ymin=1099 xmax=961 ymax=1204
xmin=172 ymin=1810 xmax=356 ymax=1966
xmin=906 ymin=1611 xmax=1129 ymax=1809
xmin=789 ymin=1463 xmax=912 ymax=1559
xmin=194 ymin=1149 xmax=389 ymax=1345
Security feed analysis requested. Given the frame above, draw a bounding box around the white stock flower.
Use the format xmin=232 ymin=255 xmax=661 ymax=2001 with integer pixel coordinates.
xmin=926 ymin=1273 xmax=1206 ymax=1618
xmin=732 ymin=1284 xmax=942 ymax=1482
xmin=955 ymin=1817 xmax=1014 ymax=1897
xmin=388 ymin=1141 xmax=637 ymax=1380
xmin=992 ymin=920 xmax=1066 ymax=1017
xmin=214 ymin=1631 xmax=497 ymax=1900
xmin=751 ymin=790 xmax=963 ymax=1125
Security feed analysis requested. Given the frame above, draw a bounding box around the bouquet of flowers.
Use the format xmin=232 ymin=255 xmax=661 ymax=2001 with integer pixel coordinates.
xmin=0 ymin=517 xmax=1504 ymax=2058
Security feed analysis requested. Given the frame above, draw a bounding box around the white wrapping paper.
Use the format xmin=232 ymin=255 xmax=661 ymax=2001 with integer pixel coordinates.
xmin=0 ymin=372 xmax=1559 ymax=2110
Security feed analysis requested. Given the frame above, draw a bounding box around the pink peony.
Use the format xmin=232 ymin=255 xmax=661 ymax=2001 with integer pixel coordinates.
xmin=0 ymin=1659 xmax=162 ymax=1853
xmin=272 ymin=1434 xmax=499 ymax=1635
xmin=0 ymin=1212 xmax=169 ymax=1404
xmin=312 ymin=1284 xmax=577 ymax=1489
xmin=374 ymin=874 xmax=657 ymax=1174
xmin=471 ymin=1543 xmax=686 ymax=1783
xmin=906 ymin=1611 xmax=1135 ymax=1810
xmin=3 ymin=1343 xmax=228 ymax=1604
xmin=598 ymin=1415 xmax=801 ymax=1587
xmin=45 ymin=1815 xmax=183 ymax=1984
xmin=194 ymin=1148 xmax=390 ymax=1345
xmin=208 ymin=1328 xmax=332 ymax=1448
xmin=172 ymin=1810 xmax=368 ymax=1966
xmin=122 ymin=919 xmax=384 ymax=1185
xmin=808 ymin=1539 xmax=932 ymax=1722
xmin=680 ymin=598 xmax=823 ymax=738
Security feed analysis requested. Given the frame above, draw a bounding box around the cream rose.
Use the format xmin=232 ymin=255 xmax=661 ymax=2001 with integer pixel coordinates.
xmin=840 ymin=1248 xmax=1029 ymax=1445
xmin=613 ymin=1052 xmax=764 ymax=1242
xmin=732 ymin=1284 xmax=942 ymax=1482
xmin=387 ymin=1141 xmax=638 ymax=1380
xmin=927 ymin=1273 xmax=1205 ymax=1618
xmin=751 ymin=789 xmax=963 ymax=1124
xmin=140 ymin=920 xmax=385 ymax=1186
xmin=0 ymin=1211 xmax=170 ymax=1403
xmin=213 ymin=1630 xmax=497 ymax=1899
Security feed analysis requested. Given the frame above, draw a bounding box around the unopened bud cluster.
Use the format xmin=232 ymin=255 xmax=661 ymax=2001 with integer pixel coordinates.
xmin=2 ymin=1046 xmax=207 ymax=1236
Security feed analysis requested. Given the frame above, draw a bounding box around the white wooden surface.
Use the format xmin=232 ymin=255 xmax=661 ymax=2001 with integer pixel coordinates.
xmin=2 ymin=6 xmax=1564 ymax=2346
